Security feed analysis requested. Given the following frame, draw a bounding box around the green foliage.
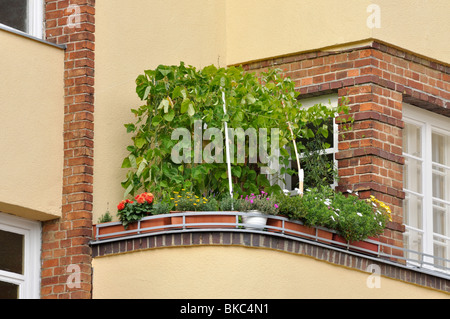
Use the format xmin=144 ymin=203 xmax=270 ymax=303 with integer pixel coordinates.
xmin=149 ymin=201 xmax=171 ymax=215
xmin=97 ymin=211 xmax=113 ymax=223
xmin=275 ymin=193 xmax=306 ymax=220
xmin=239 ymin=191 xmax=278 ymax=215
xmin=219 ymin=196 xmax=243 ymax=211
xmin=298 ymin=187 xmax=392 ymax=242
xmin=121 ymin=62 xmax=349 ymax=200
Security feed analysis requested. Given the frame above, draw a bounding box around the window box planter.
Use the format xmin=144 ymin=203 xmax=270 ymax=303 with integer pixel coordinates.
xmin=93 ymin=215 xmax=171 ymax=241
xmin=331 ymin=234 xmax=380 ymax=255
xmin=170 ymin=211 xmax=237 ymax=229
xmin=266 ymin=216 xmax=333 ymax=244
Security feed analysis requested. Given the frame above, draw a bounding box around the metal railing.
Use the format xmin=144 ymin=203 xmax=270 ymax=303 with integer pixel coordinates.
xmin=91 ymin=211 xmax=450 ymax=278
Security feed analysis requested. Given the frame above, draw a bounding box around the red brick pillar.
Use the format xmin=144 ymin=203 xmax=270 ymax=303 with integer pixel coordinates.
xmin=41 ymin=0 xmax=95 ymax=299
xmin=336 ymin=83 xmax=405 ymax=258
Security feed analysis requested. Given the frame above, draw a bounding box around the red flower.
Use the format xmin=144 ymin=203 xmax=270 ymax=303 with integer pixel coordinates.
xmin=135 ymin=192 xmax=154 ymax=204
xmin=117 ymin=200 xmax=126 ymax=211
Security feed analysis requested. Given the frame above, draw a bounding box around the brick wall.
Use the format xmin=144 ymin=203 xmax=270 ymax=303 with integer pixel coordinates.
xmin=242 ymin=41 xmax=450 ymax=259
xmin=41 ymin=0 xmax=95 ymax=299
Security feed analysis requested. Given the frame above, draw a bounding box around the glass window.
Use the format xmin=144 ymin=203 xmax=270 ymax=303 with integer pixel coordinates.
xmin=0 ymin=0 xmax=43 ymax=38
xmin=0 ymin=229 xmax=24 ymax=275
xmin=283 ymin=95 xmax=338 ymax=194
xmin=0 ymin=280 xmax=19 ymax=299
xmin=403 ymin=104 xmax=450 ymax=272
xmin=0 ymin=213 xmax=41 ymax=299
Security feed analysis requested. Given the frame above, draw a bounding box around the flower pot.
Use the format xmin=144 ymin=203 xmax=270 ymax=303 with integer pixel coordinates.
xmin=242 ymin=210 xmax=268 ymax=230
xmin=140 ymin=215 xmax=172 ymax=233
xmin=266 ymin=217 xmax=333 ymax=244
xmin=170 ymin=211 xmax=236 ymax=229
xmin=332 ymin=234 xmax=380 ymax=255
xmin=93 ymin=221 xmax=139 ymax=240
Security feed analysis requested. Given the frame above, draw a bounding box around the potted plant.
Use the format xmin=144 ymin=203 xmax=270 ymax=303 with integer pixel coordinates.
xmin=240 ymin=191 xmax=278 ymax=230
xmin=170 ymin=191 xmax=235 ymax=229
xmin=94 ymin=192 xmax=172 ymax=240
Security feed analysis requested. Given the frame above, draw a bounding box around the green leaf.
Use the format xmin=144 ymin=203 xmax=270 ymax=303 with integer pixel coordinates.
xmin=187 ymin=103 xmax=195 ymax=117
xmin=181 ymin=99 xmax=190 ymax=114
xmin=163 ymin=109 xmax=175 ymax=122
xmin=152 ymin=115 xmax=162 ymax=126
xmin=121 ymin=157 xmax=131 ymax=168
xmin=135 ymin=137 xmax=146 ymax=149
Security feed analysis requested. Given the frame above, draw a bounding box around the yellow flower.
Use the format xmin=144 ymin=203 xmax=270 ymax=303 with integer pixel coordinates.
xmin=170 ymin=198 xmax=174 ymax=200
xmin=173 ymin=191 xmax=179 ymax=194
xmin=182 ymin=189 xmax=185 ymax=191
xmin=193 ymin=203 xmax=197 ymax=206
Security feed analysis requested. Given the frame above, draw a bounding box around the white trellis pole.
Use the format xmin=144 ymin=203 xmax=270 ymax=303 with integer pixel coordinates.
xmin=222 ymin=91 xmax=234 ymax=207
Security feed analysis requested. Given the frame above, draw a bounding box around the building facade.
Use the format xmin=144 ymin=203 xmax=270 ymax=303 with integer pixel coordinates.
xmin=0 ymin=0 xmax=449 ymax=299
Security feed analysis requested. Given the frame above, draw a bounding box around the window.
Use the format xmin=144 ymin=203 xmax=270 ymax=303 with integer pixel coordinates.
xmin=283 ymin=95 xmax=339 ymax=194
xmin=0 ymin=0 xmax=43 ymax=38
xmin=403 ymin=104 xmax=450 ymax=271
xmin=0 ymin=212 xmax=41 ymax=299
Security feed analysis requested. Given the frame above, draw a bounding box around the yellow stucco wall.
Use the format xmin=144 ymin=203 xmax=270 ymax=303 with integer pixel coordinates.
xmin=0 ymin=29 xmax=64 ymax=221
xmin=93 ymin=0 xmax=227 ymax=221
xmin=226 ymin=0 xmax=450 ymax=65
xmin=92 ymin=245 xmax=449 ymax=299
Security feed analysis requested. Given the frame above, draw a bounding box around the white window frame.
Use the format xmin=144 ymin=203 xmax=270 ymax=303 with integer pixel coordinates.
xmin=403 ymin=103 xmax=450 ymax=271
xmin=282 ymin=94 xmax=339 ymax=194
xmin=0 ymin=212 xmax=41 ymax=299
xmin=0 ymin=0 xmax=44 ymax=39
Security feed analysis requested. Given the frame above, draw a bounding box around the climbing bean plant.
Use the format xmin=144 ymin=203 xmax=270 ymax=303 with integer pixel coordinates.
xmin=121 ymin=62 xmax=349 ymax=201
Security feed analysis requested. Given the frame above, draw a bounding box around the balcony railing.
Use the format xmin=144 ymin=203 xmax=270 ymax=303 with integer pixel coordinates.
xmin=91 ymin=212 xmax=450 ymax=278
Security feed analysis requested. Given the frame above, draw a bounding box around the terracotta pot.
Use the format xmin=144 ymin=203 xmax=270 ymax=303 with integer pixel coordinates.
xmin=266 ymin=217 xmax=333 ymax=244
xmin=93 ymin=222 xmax=139 ymax=240
xmin=170 ymin=211 xmax=236 ymax=229
xmin=332 ymin=234 xmax=380 ymax=255
xmin=140 ymin=215 xmax=172 ymax=233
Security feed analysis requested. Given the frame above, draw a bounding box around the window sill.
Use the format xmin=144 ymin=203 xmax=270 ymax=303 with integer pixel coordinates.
xmin=0 ymin=24 xmax=66 ymax=50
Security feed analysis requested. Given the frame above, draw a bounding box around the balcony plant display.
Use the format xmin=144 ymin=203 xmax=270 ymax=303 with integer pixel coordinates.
xmin=170 ymin=190 xmax=235 ymax=229
xmin=271 ymin=186 xmax=393 ymax=253
xmin=120 ymin=62 xmax=350 ymax=204
xmin=240 ymin=191 xmax=279 ymax=230
xmin=94 ymin=192 xmax=172 ymax=240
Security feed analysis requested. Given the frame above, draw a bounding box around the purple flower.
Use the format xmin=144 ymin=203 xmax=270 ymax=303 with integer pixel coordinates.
xmin=274 ymin=204 xmax=279 ymax=209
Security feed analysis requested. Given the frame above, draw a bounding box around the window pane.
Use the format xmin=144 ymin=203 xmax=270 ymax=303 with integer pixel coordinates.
xmin=0 ymin=0 xmax=28 ymax=33
xmin=404 ymin=228 xmax=423 ymax=262
xmin=0 ymin=229 xmax=24 ymax=275
xmin=0 ymin=281 xmax=18 ymax=299
xmin=432 ymin=165 xmax=450 ymax=201
xmin=404 ymin=157 xmax=422 ymax=193
xmin=404 ymin=192 xmax=423 ymax=229
xmin=432 ymin=132 xmax=450 ymax=166
xmin=403 ymin=123 xmax=422 ymax=157
xmin=433 ymin=236 xmax=450 ymax=270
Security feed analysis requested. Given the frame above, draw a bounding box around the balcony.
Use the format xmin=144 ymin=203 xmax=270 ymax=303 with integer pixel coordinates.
xmin=91 ymin=211 xmax=450 ymax=293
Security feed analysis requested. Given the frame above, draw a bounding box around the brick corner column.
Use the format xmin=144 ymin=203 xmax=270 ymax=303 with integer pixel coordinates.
xmin=41 ymin=0 xmax=95 ymax=299
xmin=335 ymin=82 xmax=406 ymax=260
